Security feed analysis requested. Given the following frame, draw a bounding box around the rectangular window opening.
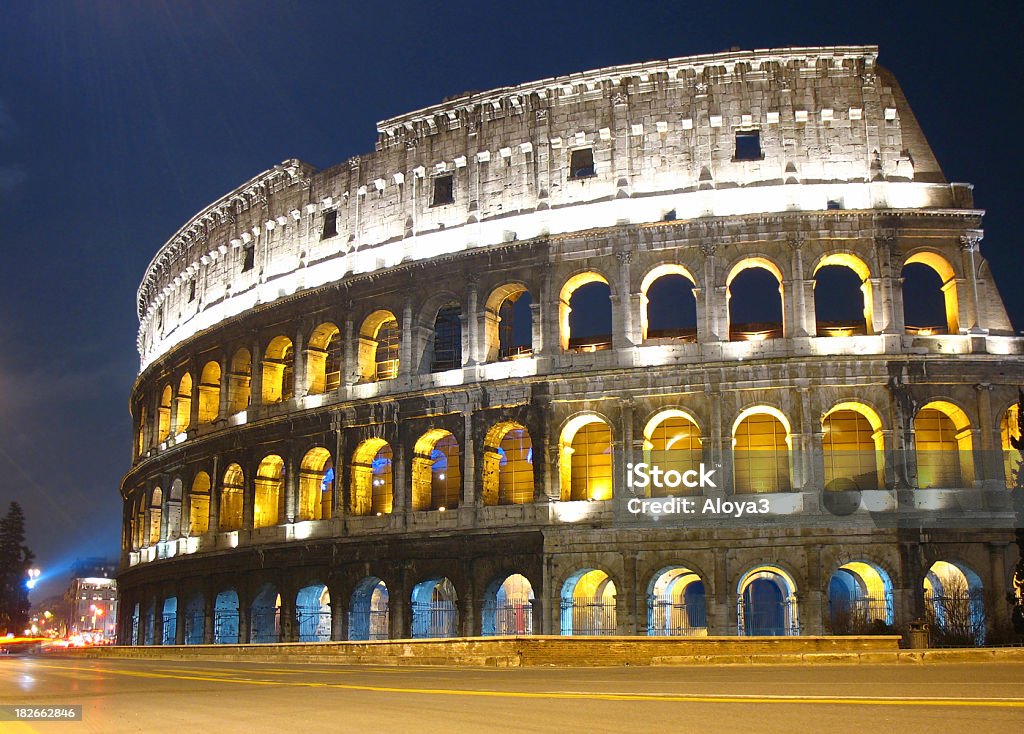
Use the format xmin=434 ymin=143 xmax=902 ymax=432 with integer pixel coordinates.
xmin=431 ymin=174 xmax=454 ymax=206
xmin=569 ymin=148 xmax=595 ymax=179
xmin=734 ymin=130 xmax=762 ymax=161
xmin=241 ymin=245 xmax=255 ymax=273
xmin=321 ymin=209 xmax=338 ymax=240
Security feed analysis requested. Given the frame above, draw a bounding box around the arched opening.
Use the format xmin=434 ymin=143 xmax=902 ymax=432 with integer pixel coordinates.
xmin=227 ymin=349 xmax=251 ymax=414
xmin=188 ymin=472 xmax=211 ymax=536
xmin=733 ymin=408 xmax=791 ymax=493
xmin=306 ymin=323 xmax=342 ymax=395
xmin=148 ymin=488 xmax=162 ymax=546
xmin=198 ymin=361 xmax=221 ymax=424
xmin=827 ymin=561 xmax=894 ymax=633
xmin=642 ymin=411 xmax=703 ymax=497
xmin=348 ymin=577 xmax=389 ymax=641
xmin=430 ymin=303 xmax=463 ymax=372
xmin=485 ymin=284 xmax=533 ymax=361
xmin=298 ymin=447 xmax=333 ymax=521
xmin=411 ymin=429 xmax=461 ymax=511
xmin=356 ymin=310 xmax=400 ymax=382
xmin=130 ymin=602 xmax=140 ymax=645
xmin=822 ymin=403 xmax=884 ymax=491
xmin=350 ymin=439 xmax=393 ymax=516
xmin=560 ymin=272 xmax=612 ymax=352
xmin=727 ymin=258 xmax=784 ymax=341
xmin=136 ymin=403 xmax=147 ymax=457
xmin=641 ymin=266 xmax=698 ymax=342
xmin=814 ymin=254 xmax=873 ymax=336
xmin=915 ymin=402 xmax=974 ymax=488
xmin=1001 ymin=403 xmax=1021 ymax=488
xmin=161 ymin=597 xmax=177 ymax=645
xmin=134 ymin=496 xmax=145 ymax=550
xmin=482 ymin=573 xmax=535 ymax=635
xmin=166 ymin=479 xmax=183 ymax=540
xmin=213 ymin=590 xmax=239 ymax=644
xmin=157 ymin=385 xmax=172 ymax=442
xmin=411 ymin=577 xmax=459 ymax=639
xmin=249 ymin=584 xmax=281 ymax=644
xmin=182 ymin=593 xmax=204 ymax=645
xmin=261 ymin=336 xmax=294 ymax=403
xmin=737 ymin=566 xmax=799 ymax=636
xmin=902 ymin=252 xmax=959 ymax=335
xmin=296 ymin=584 xmax=331 ymax=642
xmin=481 ymin=422 xmax=534 ymax=506
xmin=174 ymin=373 xmax=192 ymax=434
xmin=924 ymin=560 xmax=985 ymax=645
xmin=219 ymin=463 xmax=244 ymax=531
xmin=647 ymin=566 xmax=708 ymax=636
xmin=560 ymin=569 xmax=616 ymax=635
xmin=254 ymin=455 xmax=284 ymax=528
xmin=559 ymin=415 xmax=613 ymax=501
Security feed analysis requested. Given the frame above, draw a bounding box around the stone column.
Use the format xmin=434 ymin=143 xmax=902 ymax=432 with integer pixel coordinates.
xmin=280 ymin=586 xmax=297 ymax=642
xmin=466 ymin=278 xmax=480 ymax=365
xmin=614 ymin=250 xmax=636 ymax=349
xmin=988 ymin=542 xmax=1010 ymax=630
xmin=959 ymin=234 xmax=985 ymax=333
xmin=203 ymin=588 xmax=215 ymax=645
xmin=292 ymin=323 xmax=307 ymax=398
xmin=342 ymin=311 xmax=357 ymax=388
xmin=285 ymin=452 xmax=299 ymax=523
xmin=208 ymin=455 xmax=221 ymax=534
xmin=700 ymin=243 xmax=723 ymax=341
xmin=249 ymin=338 xmax=264 ymax=409
xmin=329 ymin=580 xmax=348 ymax=642
xmin=462 ymin=410 xmax=476 ymax=509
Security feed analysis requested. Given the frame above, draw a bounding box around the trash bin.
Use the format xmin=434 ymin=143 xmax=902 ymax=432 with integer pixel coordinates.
xmin=908 ymin=619 xmax=930 ymax=649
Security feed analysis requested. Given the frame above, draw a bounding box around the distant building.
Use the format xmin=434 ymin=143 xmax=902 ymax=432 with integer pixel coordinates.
xmin=64 ymin=559 xmax=118 ymax=641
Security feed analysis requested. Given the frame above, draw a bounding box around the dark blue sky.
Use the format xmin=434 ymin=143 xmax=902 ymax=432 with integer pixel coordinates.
xmin=1 ymin=1 xmax=1020 ymax=599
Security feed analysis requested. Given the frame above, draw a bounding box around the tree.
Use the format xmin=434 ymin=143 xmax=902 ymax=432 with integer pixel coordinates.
xmin=0 ymin=502 xmax=34 ymax=635
xmin=1010 ymin=390 xmax=1024 ymax=634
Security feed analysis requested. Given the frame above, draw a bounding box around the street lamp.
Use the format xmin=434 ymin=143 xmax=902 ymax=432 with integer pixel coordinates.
xmin=26 ymin=568 xmax=40 ymax=590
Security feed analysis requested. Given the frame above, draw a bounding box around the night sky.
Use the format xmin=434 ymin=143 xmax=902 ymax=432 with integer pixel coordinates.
xmin=1 ymin=1 xmax=1021 ymax=599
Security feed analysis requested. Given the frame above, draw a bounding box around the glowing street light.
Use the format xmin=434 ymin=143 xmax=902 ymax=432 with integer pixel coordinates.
xmin=26 ymin=568 xmax=40 ymax=590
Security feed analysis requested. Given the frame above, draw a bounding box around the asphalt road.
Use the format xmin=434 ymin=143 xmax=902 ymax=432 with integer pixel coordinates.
xmin=0 ymin=656 xmax=1022 ymax=733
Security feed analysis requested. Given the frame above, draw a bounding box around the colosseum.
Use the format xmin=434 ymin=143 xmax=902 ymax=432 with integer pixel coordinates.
xmin=118 ymin=45 xmax=1024 ymax=647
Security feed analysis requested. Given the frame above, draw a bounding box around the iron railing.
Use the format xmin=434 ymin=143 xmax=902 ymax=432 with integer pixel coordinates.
xmin=648 ymin=601 xmax=708 ymax=636
xmin=411 ymin=601 xmax=458 ymax=638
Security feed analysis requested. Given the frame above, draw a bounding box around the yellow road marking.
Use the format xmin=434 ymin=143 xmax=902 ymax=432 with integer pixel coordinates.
xmin=29 ymin=662 xmax=1024 ymax=709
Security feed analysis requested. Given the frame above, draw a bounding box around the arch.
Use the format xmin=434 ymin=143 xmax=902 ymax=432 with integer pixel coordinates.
xmin=188 ymin=472 xmax=211 ymax=535
xmin=174 ymin=373 xmax=193 ymax=434
xmin=1001 ymin=402 xmax=1021 ymax=488
xmin=640 ymin=264 xmax=698 ymax=342
xmin=732 ymin=407 xmax=792 ymax=493
xmin=350 ymin=438 xmax=393 ymax=516
xmin=822 ymin=402 xmax=885 ymax=491
xmin=298 ymin=447 xmax=333 ymax=521
xmin=411 ymin=429 xmax=461 ymax=511
xmin=249 ymin=584 xmax=281 ymax=644
xmin=306 ymin=322 xmax=342 ymax=395
xmin=924 ymin=560 xmax=985 ymax=645
xmin=558 ymin=414 xmax=613 ymax=501
xmin=827 ymin=561 xmax=894 ymax=633
xmin=642 ymin=410 xmax=703 ymax=497
xmin=915 ymin=401 xmax=974 ymax=488
xmin=157 ymin=385 xmax=172 ymax=442
xmin=646 ymin=566 xmax=708 ymax=636
xmin=254 ymin=454 xmax=284 ymax=528
xmin=261 ymin=336 xmax=294 ymax=403
xmin=430 ymin=303 xmax=463 ymax=372
xmin=902 ymin=251 xmax=959 ymax=335
xmin=227 ymin=348 xmax=251 ymax=414
xmin=296 ymin=584 xmax=331 ymax=642
xmin=484 ymin=283 xmax=533 ymax=361
xmin=813 ymin=253 xmax=874 ymax=336
xmin=358 ymin=310 xmax=400 ymax=382
xmin=411 ymin=577 xmax=459 ymax=639
xmin=737 ymin=565 xmax=799 ymax=636
xmin=559 ymin=271 xmax=612 ymax=352
xmin=482 ymin=573 xmax=536 ymax=635
xmin=560 ymin=568 xmax=617 ymax=635
xmin=148 ymin=487 xmax=162 ymax=546
xmin=182 ymin=592 xmax=204 ymax=645
xmin=348 ymin=576 xmax=389 ymax=641
xmin=160 ymin=597 xmax=178 ymax=645
xmin=136 ymin=403 xmax=147 ymax=457
xmin=481 ymin=421 xmax=534 ymax=506
xmin=197 ymin=360 xmax=221 ymax=424
xmin=219 ymin=463 xmax=244 ymax=531
xmin=129 ymin=602 xmax=140 ymax=645
xmin=726 ymin=257 xmax=785 ymax=341
xmin=213 ymin=589 xmax=239 ymax=644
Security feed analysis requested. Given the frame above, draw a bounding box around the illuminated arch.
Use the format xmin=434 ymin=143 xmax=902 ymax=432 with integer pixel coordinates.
xmin=295 ymin=584 xmax=331 ymax=642
xmin=349 ymin=576 xmax=390 ymax=641
xmin=254 ymin=454 xmax=284 ymax=528
xmin=351 ymin=438 xmax=393 ymax=516
xmin=827 ymin=561 xmax=894 ymax=631
xmin=903 ymin=251 xmax=959 ymax=335
xmin=160 ymin=597 xmax=178 ymax=645
xmin=482 ymin=421 xmax=534 ymax=506
xmin=188 ymin=471 xmax=211 ymax=536
xmin=641 ymin=410 xmax=703 ymax=497
xmin=174 ymin=373 xmax=193 ymax=434
xmin=737 ymin=565 xmax=799 ymax=636
xmin=197 ymin=360 xmax=221 ymax=424
xmin=1001 ymin=403 xmax=1021 ymax=488
xmin=560 ymin=568 xmax=617 ymax=635
xmin=646 ymin=565 xmax=708 ymax=636
xmin=411 ymin=429 xmax=461 ymax=511
xmin=148 ymin=487 xmax=162 ymax=545
xmin=813 ymin=253 xmax=874 ymax=336
xmin=219 ymin=463 xmax=244 ymax=531
xmin=559 ymin=271 xmax=611 ymax=351
xmin=261 ymin=336 xmax=294 ymax=403
xmin=136 ymin=403 xmax=148 ymax=457
xmin=484 ymin=283 xmax=533 ymax=361
xmin=411 ymin=577 xmax=459 ymax=639
xmin=482 ymin=573 xmax=536 ymax=635
xmin=923 ymin=560 xmax=985 ymax=645
xmin=298 ymin=447 xmax=333 ymax=521
xmin=227 ymin=348 xmax=251 ymax=414
xmin=732 ymin=406 xmax=792 ymax=493
xmin=915 ymin=401 xmax=974 ymax=488
xmin=822 ymin=402 xmax=885 ymax=491
xmin=358 ymin=310 xmax=400 ymax=382
xmin=558 ymin=414 xmax=613 ymax=501
xmin=249 ymin=583 xmax=281 ymax=644
xmin=213 ymin=589 xmax=239 ymax=644
xmin=157 ymin=385 xmax=172 ymax=442
xmin=640 ymin=264 xmax=698 ymax=342
xmin=306 ymin=322 xmax=342 ymax=395
xmin=725 ymin=257 xmax=785 ymax=341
